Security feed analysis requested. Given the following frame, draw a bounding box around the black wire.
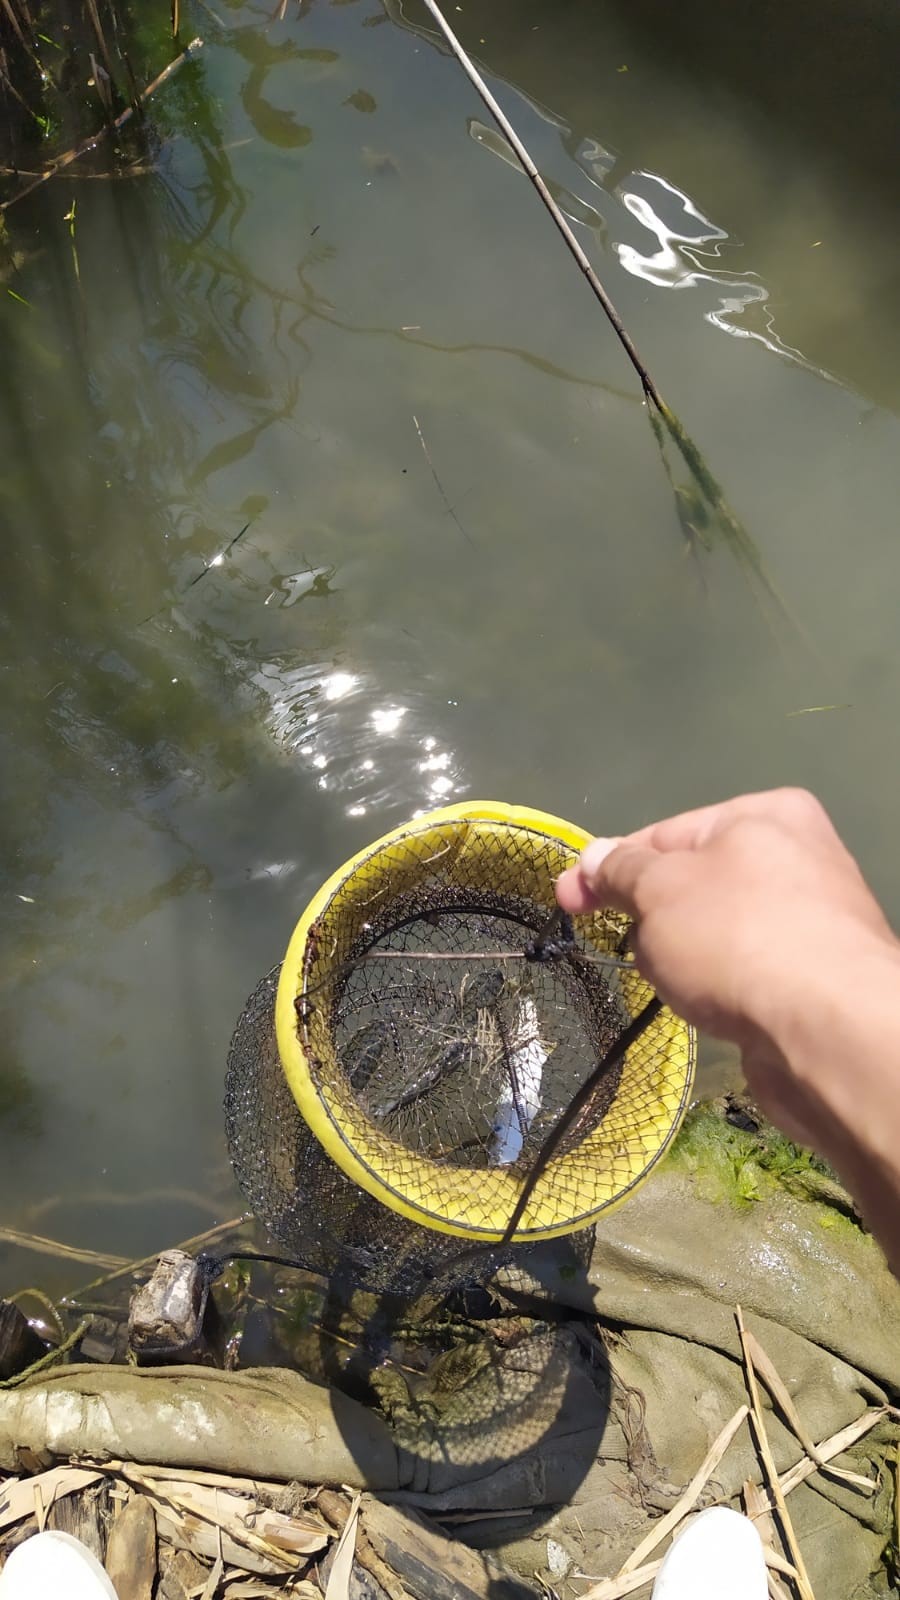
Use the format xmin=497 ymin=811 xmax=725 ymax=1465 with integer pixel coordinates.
xmin=197 ymin=1248 xmax=325 ymax=1285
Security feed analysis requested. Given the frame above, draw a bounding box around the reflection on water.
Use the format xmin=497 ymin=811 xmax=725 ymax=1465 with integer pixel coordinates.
xmin=258 ymin=656 xmax=466 ymax=816
xmin=614 ymin=170 xmax=823 ymax=374
xmin=1 ymin=0 xmax=900 ymax=1289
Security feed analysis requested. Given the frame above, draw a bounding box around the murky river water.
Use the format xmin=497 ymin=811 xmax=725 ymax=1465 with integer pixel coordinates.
xmin=1 ymin=0 xmax=899 ymax=1292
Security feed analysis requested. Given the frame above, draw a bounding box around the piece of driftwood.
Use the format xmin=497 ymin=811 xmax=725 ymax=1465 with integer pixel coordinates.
xmin=128 ymin=1251 xmax=216 ymax=1365
xmin=318 ymin=1490 xmax=410 ymax=1600
xmin=0 ymin=1302 xmax=46 ymax=1380
xmin=105 ymin=1494 xmax=157 ymax=1600
xmin=45 ymin=1476 xmax=111 ymax=1564
xmin=360 ymin=1498 xmax=533 ymax=1600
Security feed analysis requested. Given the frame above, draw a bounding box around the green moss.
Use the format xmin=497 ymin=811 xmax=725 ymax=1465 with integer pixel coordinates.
xmin=665 ymin=1103 xmax=861 ymax=1229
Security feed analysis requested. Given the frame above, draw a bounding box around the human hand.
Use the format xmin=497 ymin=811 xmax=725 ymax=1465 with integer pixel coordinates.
xmin=556 ymin=788 xmax=898 ymax=1149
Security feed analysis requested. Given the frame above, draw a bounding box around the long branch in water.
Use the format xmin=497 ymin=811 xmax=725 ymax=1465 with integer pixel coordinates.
xmin=417 ymin=0 xmax=801 ymax=630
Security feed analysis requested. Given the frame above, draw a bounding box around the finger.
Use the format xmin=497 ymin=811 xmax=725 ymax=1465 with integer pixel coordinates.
xmin=587 ymin=842 xmax=663 ymax=917
xmin=556 ymin=837 xmax=621 ymax=913
xmin=555 ymin=864 xmax=604 ymax=913
xmin=557 ymin=836 xmax=658 ymax=915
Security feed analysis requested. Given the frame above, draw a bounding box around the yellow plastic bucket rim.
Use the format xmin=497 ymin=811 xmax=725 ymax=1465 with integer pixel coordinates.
xmin=275 ymin=801 xmax=695 ymax=1241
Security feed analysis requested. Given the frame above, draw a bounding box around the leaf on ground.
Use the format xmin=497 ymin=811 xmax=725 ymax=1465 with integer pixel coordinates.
xmin=324 ymin=1492 xmax=361 ymax=1600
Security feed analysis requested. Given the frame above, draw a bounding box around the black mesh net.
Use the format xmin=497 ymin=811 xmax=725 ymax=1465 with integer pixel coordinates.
xmin=225 ymin=811 xmax=694 ymax=1285
xmin=224 ymin=965 xmax=526 ymax=1295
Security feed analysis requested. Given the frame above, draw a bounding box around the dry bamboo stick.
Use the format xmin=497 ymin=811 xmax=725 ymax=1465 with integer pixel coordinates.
xmin=93 ymin=1459 xmax=302 ymax=1500
xmin=416 ymin=0 xmax=801 ymax=631
xmin=575 ymin=1560 xmax=662 ymax=1600
xmin=743 ymin=1326 xmax=874 ymax=1491
xmin=736 ymin=1305 xmax=816 ymax=1600
xmin=616 ymin=1405 xmax=749 ymax=1575
xmin=124 ymin=1470 xmax=302 ymax=1572
xmin=758 ymin=1407 xmax=889 ymax=1507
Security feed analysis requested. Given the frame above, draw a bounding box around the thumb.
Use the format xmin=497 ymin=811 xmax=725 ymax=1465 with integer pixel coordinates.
xmin=556 ymin=836 xmax=620 ymax=914
xmin=586 ymin=840 xmax=663 ymax=918
xmin=557 ymin=837 xmax=663 ymax=918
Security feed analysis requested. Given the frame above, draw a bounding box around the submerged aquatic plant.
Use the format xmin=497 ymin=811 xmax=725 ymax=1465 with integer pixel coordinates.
xmin=0 ymin=0 xmax=189 ymax=209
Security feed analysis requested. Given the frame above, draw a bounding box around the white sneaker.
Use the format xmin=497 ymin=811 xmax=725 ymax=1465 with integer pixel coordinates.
xmin=651 ymin=1507 xmax=767 ymax=1600
xmin=0 ymin=1531 xmax=119 ymax=1600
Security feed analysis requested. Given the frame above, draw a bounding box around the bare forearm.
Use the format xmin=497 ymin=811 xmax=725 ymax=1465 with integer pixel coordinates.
xmin=758 ymin=936 xmax=900 ymax=1269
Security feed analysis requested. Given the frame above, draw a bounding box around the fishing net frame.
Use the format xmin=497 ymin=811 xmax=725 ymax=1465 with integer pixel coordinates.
xmin=265 ymin=801 xmax=695 ymax=1243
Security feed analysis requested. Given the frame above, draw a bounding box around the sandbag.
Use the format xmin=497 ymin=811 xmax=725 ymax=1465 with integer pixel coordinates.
xmin=0 ymin=1364 xmax=399 ymax=1490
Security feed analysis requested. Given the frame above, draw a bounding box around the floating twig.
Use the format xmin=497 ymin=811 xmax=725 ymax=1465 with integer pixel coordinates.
xmin=785 ymin=704 xmax=852 ymax=718
xmin=412 ymin=414 xmax=475 ymax=547
xmin=62 ymin=1215 xmax=246 ymax=1305
xmin=418 ymin=1 xmax=658 ymax=408
xmin=184 ymin=520 xmax=251 ymax=589
xmin=0 ymin=1225 xmax=128 ymax=1271
xmin=138 ymin=518 xmax=254 ymax=626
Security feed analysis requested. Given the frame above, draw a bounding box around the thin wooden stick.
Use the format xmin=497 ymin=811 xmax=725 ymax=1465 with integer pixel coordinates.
xmin=616 ymin=1405 xmax=749 ymax=1576
xmin=777 ymin=1407 xmax=890 ymax=1500
xmin=575 ymin=1563 xmax=662 ymax=1600
xmin=744 ymin=1326 xmax=875 ymax=1491
xmin=61 ymin=1215 xmax=245 ymax=1304
xmin=0 ymin=1225 xmax=128 ymax=1271
xmin=736 ymin=1305 xmax=816 ymax=1600
xmin=412 ymin=413 xmax=475 ymax=547
xmin=417 ymin=0 xmax=661 ymax=411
